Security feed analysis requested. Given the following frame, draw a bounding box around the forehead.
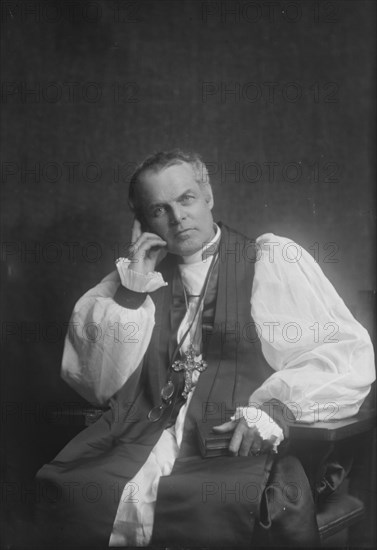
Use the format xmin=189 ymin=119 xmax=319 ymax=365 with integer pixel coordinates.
xmin=138 ymin=163 xmax=200 ymax=205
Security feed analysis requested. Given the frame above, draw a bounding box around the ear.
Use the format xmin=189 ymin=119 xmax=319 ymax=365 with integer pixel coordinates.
xmin=204 ymin=185 xmax=214 ymax=210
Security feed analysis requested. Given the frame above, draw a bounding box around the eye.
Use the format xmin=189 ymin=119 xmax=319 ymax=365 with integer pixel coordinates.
xmin=180 ymin=194 xmax=195 ymax=205
xmin=152 ymin=206 xmax=166 ymax=217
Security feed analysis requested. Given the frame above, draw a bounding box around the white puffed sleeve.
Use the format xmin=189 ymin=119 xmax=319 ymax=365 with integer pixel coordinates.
xmin=250 ymin=234 xmax=375 ymax=423
xmin=61 ymin=268 xmax=167 ymax=406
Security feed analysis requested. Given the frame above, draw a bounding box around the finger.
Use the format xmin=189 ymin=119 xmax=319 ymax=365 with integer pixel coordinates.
xmin=136 ymin=232 xmax=167 ymax=247
xmin=139 ymin=239 xmax=167 ymax=258
xmin=129 ymin=235 xmax=167 ymax=258
xmin=260 ymin=436 xmax=275 ymax=454
xmin=239 ymin=427 xmax=256 ymax=457
xmin=212 ymin=420 xmax=237 ymax=433
xmin=131 ymin=218 xmax=143 ymax=243
xmin=249 ymin=432 xmax=264 ymax=455
xmin=229 ymin=422 xmax=247 ymax=455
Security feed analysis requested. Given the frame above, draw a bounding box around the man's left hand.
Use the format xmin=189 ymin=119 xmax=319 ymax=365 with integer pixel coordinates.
xmin=213 ymin=418 xmax=268 ymax=456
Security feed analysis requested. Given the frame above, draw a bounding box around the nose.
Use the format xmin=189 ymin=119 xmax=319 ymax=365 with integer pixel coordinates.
xmin=169 ymin=204 xmax=186 ymax=225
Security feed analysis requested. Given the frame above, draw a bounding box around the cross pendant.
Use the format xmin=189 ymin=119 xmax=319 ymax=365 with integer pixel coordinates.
xmin=172 ymin=344 xmax=208 ymax=399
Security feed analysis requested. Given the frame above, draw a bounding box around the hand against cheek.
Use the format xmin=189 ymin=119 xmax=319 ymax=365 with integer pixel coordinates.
xmin=213 ymin=418 xmax=271 ymax=456
xmin=128 ymin=219 xmax=167 ymax=275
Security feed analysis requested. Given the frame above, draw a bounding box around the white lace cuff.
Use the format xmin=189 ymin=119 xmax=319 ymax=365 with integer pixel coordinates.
xmin=115 ymin=258 xmax=168 ymax=293
xmin=230 ymin=406 xmax=284 ymax=452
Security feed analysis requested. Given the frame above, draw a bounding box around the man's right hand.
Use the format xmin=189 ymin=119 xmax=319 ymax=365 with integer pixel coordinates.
xmin=127 ymin=218 xmax=167 ymax=275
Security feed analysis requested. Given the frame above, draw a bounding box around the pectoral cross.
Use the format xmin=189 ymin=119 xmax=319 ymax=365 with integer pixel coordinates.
xmin=172 ymin=343 xmax=208 ymax=399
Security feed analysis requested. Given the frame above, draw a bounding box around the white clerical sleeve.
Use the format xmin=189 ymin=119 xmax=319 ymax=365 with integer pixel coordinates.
xmin=250 ymin=233 xmax=375 ymax=423
xmin=61 ymin=266 xmax=167 ymax=405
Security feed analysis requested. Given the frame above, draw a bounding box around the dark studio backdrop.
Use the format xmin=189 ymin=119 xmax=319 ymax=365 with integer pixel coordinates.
xmin=0 ymin=0 xmax=376 ymax=545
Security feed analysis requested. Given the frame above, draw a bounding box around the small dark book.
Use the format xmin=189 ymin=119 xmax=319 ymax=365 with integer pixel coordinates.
xmin=196 ymin=419 xmax=233 ymax=458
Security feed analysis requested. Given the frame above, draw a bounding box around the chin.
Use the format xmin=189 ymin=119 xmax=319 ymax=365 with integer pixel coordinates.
xmin=170 ymin=240 xmax=201 ymax=257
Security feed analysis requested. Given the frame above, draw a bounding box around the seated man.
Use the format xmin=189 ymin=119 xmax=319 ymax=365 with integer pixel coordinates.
xmin=36 ymin=150 xmax=375 ymax=548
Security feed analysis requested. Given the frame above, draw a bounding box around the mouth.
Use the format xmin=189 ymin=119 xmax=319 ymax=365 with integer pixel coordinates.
xmin=175 ymin=228 xmax=194 ymax=236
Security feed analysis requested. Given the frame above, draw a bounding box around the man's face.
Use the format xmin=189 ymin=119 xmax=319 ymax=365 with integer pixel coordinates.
xmin=138 ymin=162 xmax=215 ymax=256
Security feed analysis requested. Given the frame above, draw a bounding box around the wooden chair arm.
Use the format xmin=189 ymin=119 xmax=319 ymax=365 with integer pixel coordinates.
xmin=286 ymin=410 xmax=376 ymax=442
